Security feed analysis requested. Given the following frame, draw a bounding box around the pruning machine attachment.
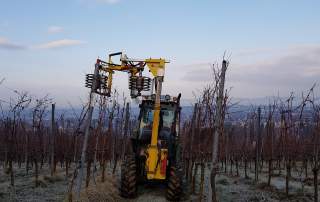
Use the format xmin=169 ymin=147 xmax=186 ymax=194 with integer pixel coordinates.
xmin=86 ymin=52 xmax=182 ymax=201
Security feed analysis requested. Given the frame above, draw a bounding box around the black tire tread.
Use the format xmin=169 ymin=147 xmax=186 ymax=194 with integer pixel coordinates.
xmin=166 ymin=165 xmax=182 ymax=201
xmin=120 ymin=155 xmax=137 ymax=198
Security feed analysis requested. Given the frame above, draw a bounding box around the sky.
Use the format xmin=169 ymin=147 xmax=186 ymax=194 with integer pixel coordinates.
xmin=0 ymin=0 xmax=320 ymax=107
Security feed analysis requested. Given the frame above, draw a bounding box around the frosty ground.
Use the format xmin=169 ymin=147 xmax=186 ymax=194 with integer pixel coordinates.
xmin=0 ymin=163 xmax=315 ymax=202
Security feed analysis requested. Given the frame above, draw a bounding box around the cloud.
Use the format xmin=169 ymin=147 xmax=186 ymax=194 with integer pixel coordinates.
xmin=96 ymin=0 xmax=120 ymax=4
xmin=48 ymin=26 xmax=63 ymax=34
xmin=0 ymin=37 xmax=86 ymax=50
xmin=36 ymin=39 xmax=86 ymax=49
xmin=0 ymin=37 xmax=26 ymax=50
xmin=182 ymin=67 xmax=212 ymax=82
xmin=182 ymin=44 xmax=320 ymax=83
xmin=180 ymin=44 xmax=320 ymax=98
xmin=230 ymin=45 xmax=320 ymax=86
xmin=228 ymin=45 xmax=320 ymax=98
xmin=181 ymin=62 xmax=221 ymax=82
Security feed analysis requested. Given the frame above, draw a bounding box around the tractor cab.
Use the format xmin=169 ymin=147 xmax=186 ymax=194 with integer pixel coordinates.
xmin=137 ymin=94 xmax=180 ymax=145
xmin=131 ymin=94 xmax=181 ymax=180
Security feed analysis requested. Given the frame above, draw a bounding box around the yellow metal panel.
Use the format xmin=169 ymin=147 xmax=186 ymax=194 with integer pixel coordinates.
xmin=145 ymin=104 xmax=160 ymax=179
xmin=146 ymin=148 xmax=168 ymax=180
xmin=106 ymin=69 xmax=113 ymax=93
xmin=145 ymin=59 xmax=166 ymax=77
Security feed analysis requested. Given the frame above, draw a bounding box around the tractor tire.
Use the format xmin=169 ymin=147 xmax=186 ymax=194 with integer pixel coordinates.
xmin=166 ymin=166 xmax=182 ymax=201
xmin=120 ymin=155 xmax=137 ymax=198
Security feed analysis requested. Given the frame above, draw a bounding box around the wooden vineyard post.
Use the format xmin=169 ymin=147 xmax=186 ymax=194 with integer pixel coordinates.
xmin=75 ymin=64 xmax=99 ymax=199
xmin=50 ymin=103 xmax=55 ymax=177
xmin=255 ymin=107 xmax=261 ymax=182
xmin=211 ymin=60 xmax=228 ymax=202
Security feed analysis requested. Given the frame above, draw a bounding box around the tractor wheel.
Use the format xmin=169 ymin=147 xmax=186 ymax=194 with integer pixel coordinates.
xmin=166 ymin=166 xmax=182 ymax=201
xmin=120 ymin=155 xmax=137 ymax=198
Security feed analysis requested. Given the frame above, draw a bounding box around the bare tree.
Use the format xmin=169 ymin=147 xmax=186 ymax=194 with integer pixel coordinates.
xmin=31 ymin=95 xmax=51 ymax=187
xmin=5 ymin=90 xmax=31 ymax=199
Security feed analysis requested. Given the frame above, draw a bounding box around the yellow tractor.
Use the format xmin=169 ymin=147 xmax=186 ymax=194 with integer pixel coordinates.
xmin=90 ymin=52 xmax=183 ymax=201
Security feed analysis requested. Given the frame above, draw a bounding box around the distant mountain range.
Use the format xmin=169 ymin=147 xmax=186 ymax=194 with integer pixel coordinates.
xmin=1 ymin=96 xmax=315 ymax=125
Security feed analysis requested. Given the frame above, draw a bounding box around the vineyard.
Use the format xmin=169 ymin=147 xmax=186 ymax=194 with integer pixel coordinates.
xmin=0 ymin=58 xmax=320 ymax=202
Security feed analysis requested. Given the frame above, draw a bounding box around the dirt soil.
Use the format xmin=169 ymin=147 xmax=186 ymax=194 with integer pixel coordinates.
xmin=0 ymin=165 xmax=68 ymax=202
xmin=0 ymin=163 xmax=316 ymax=202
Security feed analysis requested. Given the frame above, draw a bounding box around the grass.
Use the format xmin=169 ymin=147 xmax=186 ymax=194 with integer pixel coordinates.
xmin=216 ymin=178 xmax=229 ymax=185
xmin=43 ymin=175 xmax=64 ymax=183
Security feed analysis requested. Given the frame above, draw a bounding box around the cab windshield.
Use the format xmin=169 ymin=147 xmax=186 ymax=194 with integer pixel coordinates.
xmin=139 ymin=107 xmax=175 ymax=139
